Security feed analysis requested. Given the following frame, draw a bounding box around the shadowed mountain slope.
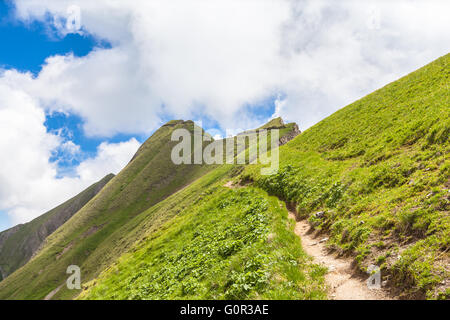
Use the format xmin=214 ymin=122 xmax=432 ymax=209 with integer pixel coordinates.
xmin=0 ymin=174 xmax=114 ymax=281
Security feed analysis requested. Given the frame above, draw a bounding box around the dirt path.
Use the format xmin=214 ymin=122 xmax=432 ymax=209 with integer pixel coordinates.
xmin=223 ymin=181 xmax=391 ymax=300
xmin=288 ymin=210 xmax=391 ymax=300
xmin=44 ymin=283 xmax=64 ymax=300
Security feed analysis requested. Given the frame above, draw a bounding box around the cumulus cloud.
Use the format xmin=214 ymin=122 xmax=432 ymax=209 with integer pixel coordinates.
xmin=76 ymin=138 xmax=140 ymax=182
xmin=9 ymin=0 xmax=450 ymax=133
xmin=0 ymin=80 xmax=140 ymax=226
xmin=1 ymin=0 xmax=449 ymax=228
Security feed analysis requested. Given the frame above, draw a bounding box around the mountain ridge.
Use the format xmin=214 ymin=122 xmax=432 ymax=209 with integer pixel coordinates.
xmin=0 ymin=173 xmax=115 ymax=281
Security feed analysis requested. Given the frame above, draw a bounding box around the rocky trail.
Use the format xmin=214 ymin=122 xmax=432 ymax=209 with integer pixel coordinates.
xmin=224 ymin=181 xmax=392 ymax=300
xmin=287 ymin=208 xmax=391 ymax=300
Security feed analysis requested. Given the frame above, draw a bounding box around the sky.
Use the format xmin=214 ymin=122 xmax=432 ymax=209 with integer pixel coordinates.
xmin=0 ymin=0 xmax=449 ymax=231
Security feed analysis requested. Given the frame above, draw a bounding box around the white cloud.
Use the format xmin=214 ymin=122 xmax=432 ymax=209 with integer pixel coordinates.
xmin=76 ymin=138 xmax=140 ymax=182
xmin=9 ymin=0 xmax=449 ymax=133
xmin=1 ymin=0 xmax=449 ymax=227
xmin=0 ymin=80 xmax=140 ymax=226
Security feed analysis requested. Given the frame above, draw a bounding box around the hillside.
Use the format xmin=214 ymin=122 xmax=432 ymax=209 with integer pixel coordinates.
xmin=80 ymin=54 xmax=448 ymax=300
xmin=0 ymin=54 xmax=447 ymax=300
xmin=0 ymin=119 xmax=300 ymax=299
xmin=0 ymin=120 xmax=216 ymax=299
xmin=242 ymin=53 xmax=449 ymax=299
xmin=0 ymin=174 xmax=114 ymax=281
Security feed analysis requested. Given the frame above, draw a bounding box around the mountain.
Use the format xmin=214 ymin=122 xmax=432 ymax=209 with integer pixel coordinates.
xmin=0 ymin=174 xmax=114 ymax=281
xmin=0 ymin=120 xmax=281 ymax=299
xmin=0 ymin=54 xmax=447 ymax=300
xmin=241 ymin=53 xmax=449 ymax=299
xmin=79 ymin=54 xmax=449 ymax=300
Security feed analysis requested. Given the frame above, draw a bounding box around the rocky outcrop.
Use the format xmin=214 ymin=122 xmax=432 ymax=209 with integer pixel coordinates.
xmin=279 ymin=123 xmax=301 ymax=146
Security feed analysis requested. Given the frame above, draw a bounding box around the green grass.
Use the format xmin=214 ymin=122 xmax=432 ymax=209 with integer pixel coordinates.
xmin=79 ymin=184 xmax=326 ymax=300
xmin=1 ymin=54 xmax=447 ymax=300
xmin=241 ymin=53 xmax=449 ymax=299
xmin=0 ymin=119 xmax=301 ymax=300
xmin=0 ymin=121 xmax=216 ymax=299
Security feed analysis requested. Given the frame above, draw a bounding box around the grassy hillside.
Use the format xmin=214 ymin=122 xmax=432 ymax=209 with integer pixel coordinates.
xmin=80 ymin=168 xmax=326 ymax=300
xmin=242 ymin=53 xmax=449 ymax=299
xmin=0 ymin=120 xmax=217 ymax=299
xmin=0 ymin=174 xmax=114 ymax=281
xmin=0 ymin=117 xmax=302 ymax=299
xmin=80 ymin=53 xmax=448 ymax=300
xmin=0 ymin=54 xmax=447 ymax=300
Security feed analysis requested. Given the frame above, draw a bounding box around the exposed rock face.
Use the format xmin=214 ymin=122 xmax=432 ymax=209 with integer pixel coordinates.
xmin=279 ymin=123 xmax=301 ymax=146
xmin=0 ymin=174 xmax=114 ymax=281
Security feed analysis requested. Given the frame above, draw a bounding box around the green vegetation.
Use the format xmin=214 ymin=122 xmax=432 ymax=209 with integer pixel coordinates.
xmin=0 ymin=121 xmax=216 ymax=299
xmin=258 ymin=117 xmax=285 ymax=129
xmin=242 ymin=53 xmax=449 ymax=299
xmin=80 ymin=183 xmax=326 ymax=300
xmin=0 ymin=54 xmax=447 ymax=300
xmin=0 ymin=174 xmax=114 ymax=280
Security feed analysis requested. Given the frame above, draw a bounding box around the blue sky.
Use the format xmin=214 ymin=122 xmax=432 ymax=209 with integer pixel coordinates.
xmin=0 ymin=1 xmax=142 ymax=152
xmin=0 ymin=1 xmax=277 ymax=231
xmin=0 ymin=1 xmax=108 ymax=74
xmin=0 ymin=2 xmax=145 ymax=230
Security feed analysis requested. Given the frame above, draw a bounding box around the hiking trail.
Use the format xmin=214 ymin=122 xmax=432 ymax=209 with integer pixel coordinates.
xmin=224 ymin=181 xmax=392 ymax=300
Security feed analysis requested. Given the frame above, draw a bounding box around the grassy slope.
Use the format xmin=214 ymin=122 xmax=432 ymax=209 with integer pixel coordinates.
xmin=0 ymin=174 xmax=114 ymax=280
xmin=2 ymin=54 xmax=447 ymax=300
xmin=78 ymin=122 xmax=315 ymax=300
xmin=0 ymin=121 xmax=216 ymax=299
xmin=77 ymin=122 xmax=324 ymax=300
xmin=80 ymin=166 xmax=327 ymax=300
xmin=84 ymin=53 xmax=446 ymax=300
xmin=242 ymin=53 xmax=449 ymax=299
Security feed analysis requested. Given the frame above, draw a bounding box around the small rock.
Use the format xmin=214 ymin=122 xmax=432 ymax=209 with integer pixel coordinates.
xmin=314 ymin=211 xmax=325 ymax=218
xmin=319 ymin=238 xmax=329 ymax=243
xmin=328 ymin=265 xmax=336 ymax=273
xmin=397 ymin=255 xmax=402 ymax=260
xmin=382 ymin=280 xmax=388 ymax=287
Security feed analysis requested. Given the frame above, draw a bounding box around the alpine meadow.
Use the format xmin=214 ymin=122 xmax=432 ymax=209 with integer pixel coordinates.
xmin=0 ymin=54 xmax=448 ymax=301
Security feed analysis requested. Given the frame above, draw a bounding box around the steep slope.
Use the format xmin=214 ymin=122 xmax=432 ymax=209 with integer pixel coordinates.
xmin=242 ymin=53 xmax=449 ymax=299
xmin=0 ymin=120 xmax=217 ymax=299
xmin=0 ymin=118 xmax=301 ymax=299
xmin=2 ymin=55 xmax=446 ymax=300
xmin=80 ymin=178 xmax=327 ymax=300
xmin=0 ymin=174 xmax=114 ymax=281
xmin=80 ymin=54 xmax=448 ymax=300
